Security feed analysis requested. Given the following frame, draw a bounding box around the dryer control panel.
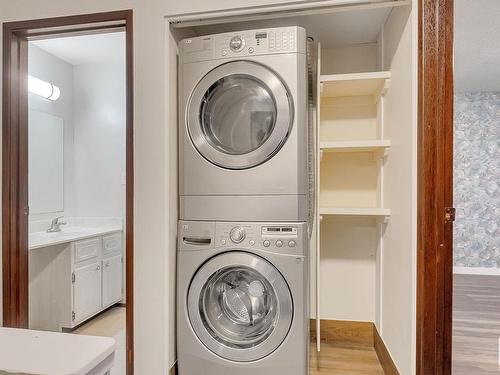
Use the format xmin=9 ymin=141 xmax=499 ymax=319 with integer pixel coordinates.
xmin=180 ymin=26 xmax=306 ymax=64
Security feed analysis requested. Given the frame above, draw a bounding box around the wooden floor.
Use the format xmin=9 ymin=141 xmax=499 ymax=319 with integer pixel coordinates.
xmin=310 ymin=342 xmax=384 ymax=374
xmin=74 ymin=306 xmax=126 ymax=375
xmin=453 ymin=274 xmax=500 ymax=374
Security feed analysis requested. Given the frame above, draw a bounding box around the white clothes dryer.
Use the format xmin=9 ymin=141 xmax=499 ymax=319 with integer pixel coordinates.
xmin=178 ymin=27 xmax=308 ymax=221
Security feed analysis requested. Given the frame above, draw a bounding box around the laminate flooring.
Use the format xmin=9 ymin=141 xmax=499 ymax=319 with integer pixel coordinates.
xmin=310 ymin=342 xmax=384 ymax=374
xmin=74 ymin=306 xmax=126 ymax=375
xmin=453 ymin=274 xmax=500 ymax=374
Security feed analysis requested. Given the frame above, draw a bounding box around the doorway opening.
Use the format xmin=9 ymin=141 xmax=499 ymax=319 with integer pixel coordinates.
xmin=2 ymin=10 xmax=134 ymax=375
xmin=452 ymin=1 xmax=500 ymax=373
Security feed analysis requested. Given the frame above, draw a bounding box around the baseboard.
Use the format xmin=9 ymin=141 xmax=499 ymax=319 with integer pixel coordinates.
xmin=374 ymin=327 xmax=400 ymax=375
xmin=454 ymin=266 xmax=500 ymax=275
xmin=309 ymin=319 xmax=374 ymax=349
xmin=169 ymin=361 xmax=178 ymax=375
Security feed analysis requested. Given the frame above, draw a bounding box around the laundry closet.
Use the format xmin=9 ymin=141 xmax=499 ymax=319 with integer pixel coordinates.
xmin=168 ymin=1 xmax=416 ymax=373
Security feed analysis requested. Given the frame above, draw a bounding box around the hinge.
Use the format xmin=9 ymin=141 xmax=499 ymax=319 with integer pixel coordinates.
xmin=445 ymin=207 xmax=456 ymax=222
xmin=24 ymin=205 xmax=29 ymax=216
xmin=72 ymin=311 xmax=75 ymax=321
xmin=72 ymin=272 xmax=75 ymax=283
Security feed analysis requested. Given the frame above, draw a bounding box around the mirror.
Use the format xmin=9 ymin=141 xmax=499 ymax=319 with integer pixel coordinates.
xmin=28 ymin=109 xmax=64 ymax=214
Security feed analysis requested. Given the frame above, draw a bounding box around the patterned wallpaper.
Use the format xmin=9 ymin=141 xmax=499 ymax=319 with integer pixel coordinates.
xmin=454 ymin=92 xmax=500 ymax=268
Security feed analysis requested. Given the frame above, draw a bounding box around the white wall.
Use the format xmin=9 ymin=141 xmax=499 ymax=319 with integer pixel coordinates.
xmin=1 ymin=0 xmax=306 ymax=373
xmin=321 ymin=44 xmax=378 ymax=74
xmin=380 ymin=5 xmax=416 ymax=375
xmin=72 ymin=62 xmax=126 ymax=218
xmin=28 ymin=44 xmax=75 ymax=221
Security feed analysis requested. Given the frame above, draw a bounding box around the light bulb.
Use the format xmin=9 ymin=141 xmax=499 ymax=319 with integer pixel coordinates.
xmin=28 ymin=75 xmax=61 ymax=101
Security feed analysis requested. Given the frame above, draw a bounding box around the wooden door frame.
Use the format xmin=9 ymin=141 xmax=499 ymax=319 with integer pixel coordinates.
xmin=417 ymin=0 xmax=454 ymax=374
xmin=2 ymin=10 xmax=134 ymax=375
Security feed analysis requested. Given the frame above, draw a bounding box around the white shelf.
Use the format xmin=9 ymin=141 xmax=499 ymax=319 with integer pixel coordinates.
xmin=320 ymin=140 xmax=391 ymax=154
xmin=320 ymin=71 xmax=391 ymax=99
xmin=319 ymin=207 xmax=391 ymax=221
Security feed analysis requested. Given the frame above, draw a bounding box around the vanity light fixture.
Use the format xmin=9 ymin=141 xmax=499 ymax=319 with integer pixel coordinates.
xmin=28 ymin=75 xmax=61 ymax=101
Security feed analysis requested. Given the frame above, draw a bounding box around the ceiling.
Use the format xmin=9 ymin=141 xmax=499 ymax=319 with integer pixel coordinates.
xmin=455 ymin=0 xmax=500 ymax=92
xmin=31 ymin=32 xmax=125 ymax=66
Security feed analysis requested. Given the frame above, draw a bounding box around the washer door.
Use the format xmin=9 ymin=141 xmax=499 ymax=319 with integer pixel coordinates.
xmin=188 ymin=252 xmax=293 ymax=362
xmin=187 ymin=61 xmax=293 ymax=170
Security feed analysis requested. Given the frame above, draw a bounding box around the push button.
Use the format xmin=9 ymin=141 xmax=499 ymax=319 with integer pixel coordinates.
xmin=276 ymin=240 xmax=283 ymax=248
xmin=288 ymin=240 xmax=296 ymax=248
xmin=263 ymin=240 xmax=271 ymax=247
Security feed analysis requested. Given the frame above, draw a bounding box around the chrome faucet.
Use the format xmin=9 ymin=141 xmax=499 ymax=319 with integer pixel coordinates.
xmin=47 ymin=216 xmax=67 ymax=233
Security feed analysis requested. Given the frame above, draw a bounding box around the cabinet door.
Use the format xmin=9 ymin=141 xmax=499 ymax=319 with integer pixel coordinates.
xmin=102 ymin=254 xmax=123 ymax=308
xmin=73 ymin=261 xmax=102 ymax=324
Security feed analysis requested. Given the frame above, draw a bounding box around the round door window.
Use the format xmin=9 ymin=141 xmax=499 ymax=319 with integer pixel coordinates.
xmin=187 ymin=61 xmax=293 ymax=170
xmin=200 ymin=75 xmax=277 ymax=155
xmin=188 ymin=252 xmax=293 ymax=362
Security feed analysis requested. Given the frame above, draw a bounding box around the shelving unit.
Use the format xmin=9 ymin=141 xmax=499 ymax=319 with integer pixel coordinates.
xmin=320 ymin=140 xmax=391 ymax=157
xmin=314 ymin=45 xmax=392 ymax=352
xmin=319 ymin=207 xmax=391 ymax=222
xmin=320 ymin=71 xmax=391 ymax=100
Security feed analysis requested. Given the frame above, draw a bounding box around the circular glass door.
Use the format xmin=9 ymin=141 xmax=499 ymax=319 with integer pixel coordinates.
xmin=187 ymin=61 xmax=293 ymax=169
xmin=188 ymin=252 xmax=293 ymax=362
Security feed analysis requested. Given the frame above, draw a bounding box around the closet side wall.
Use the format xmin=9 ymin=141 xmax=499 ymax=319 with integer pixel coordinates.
xmin=380 ymin=6 xmax=416 ymax=375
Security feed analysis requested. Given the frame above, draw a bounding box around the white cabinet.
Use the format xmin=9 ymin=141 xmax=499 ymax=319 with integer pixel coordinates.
xmin=29 ymin=231 xmax=123 ymax=331
xmin=73 ymin=261 xmax=102 ymax=324
xmin=102 ymin=254 xmax=123 ymax=308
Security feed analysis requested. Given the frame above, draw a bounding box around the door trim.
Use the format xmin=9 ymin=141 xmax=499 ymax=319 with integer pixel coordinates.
xmin=417 ymin=0 xmax=454 ymax=374
xmin=2 ymin=10 xmax=134 ymax=375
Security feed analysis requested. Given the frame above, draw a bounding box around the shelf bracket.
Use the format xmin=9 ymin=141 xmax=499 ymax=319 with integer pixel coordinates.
xmin=373 ymin=78 xmax=391 ymax=104
xmin=376 ymin=215 xmax=390 ymax=225
xmin=372 ymin=147 xmax=390 ymax=160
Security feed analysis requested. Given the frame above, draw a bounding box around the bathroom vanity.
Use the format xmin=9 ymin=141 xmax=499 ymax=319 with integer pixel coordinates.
xmin=29 ymin=220 xmax=123 ymax=332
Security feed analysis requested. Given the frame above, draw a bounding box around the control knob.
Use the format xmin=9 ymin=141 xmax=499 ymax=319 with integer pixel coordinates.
xmin=229 ymin=36 xmax=245 ymax=52
xmin=229 ymin=226 xmax=246 ymax=243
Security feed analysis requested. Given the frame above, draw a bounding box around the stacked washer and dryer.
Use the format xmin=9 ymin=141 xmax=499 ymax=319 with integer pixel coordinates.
xmin=177 ymin=27 xmax=311 ymax=375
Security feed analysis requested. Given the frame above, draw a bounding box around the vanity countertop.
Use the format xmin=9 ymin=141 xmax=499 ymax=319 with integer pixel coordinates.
xmin=0 ymin=327 xmax=115 ymax=375
xmin=29 ymin=226 xmax=122 ymax=250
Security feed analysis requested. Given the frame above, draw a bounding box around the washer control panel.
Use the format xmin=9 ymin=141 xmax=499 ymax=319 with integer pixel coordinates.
xmin=229 ymin=226 xmax=246 ymax=243
xmin=214 ymin=222 xmax=306 ymax=256
xmin=180 ymin=27 xmax=306 ymax=64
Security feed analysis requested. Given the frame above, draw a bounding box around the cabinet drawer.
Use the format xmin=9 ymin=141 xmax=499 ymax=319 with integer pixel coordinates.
xmin=74 ymin=238 xmax=102 ymax=263
xmin=102 ymin=232 xmax=122 ymax=255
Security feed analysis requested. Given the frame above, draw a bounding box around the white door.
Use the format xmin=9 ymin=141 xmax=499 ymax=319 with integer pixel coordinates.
xmin=73 ymin=261 xmax=102 ymax=324
xmin=102 ymin=254 xmax=123 ymax=308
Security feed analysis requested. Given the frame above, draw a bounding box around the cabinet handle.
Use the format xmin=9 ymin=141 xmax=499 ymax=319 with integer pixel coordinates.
xmin=105 ymin=261 xmax=110 ymax=267
xmin=96 ymin=266 xmax=100 ymax=271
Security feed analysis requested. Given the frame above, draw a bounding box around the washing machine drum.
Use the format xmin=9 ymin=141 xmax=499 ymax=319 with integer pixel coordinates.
xmin=187 ymin=61 xmax=294 ymax=170
xmin=188 ymin=252 xmax=293 ymax=362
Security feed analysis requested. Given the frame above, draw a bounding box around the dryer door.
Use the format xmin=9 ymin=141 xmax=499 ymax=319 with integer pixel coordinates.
xmin=187 ymin=61 xmax=293 ymax=170
xmin=187 ymin=251 xmax=293 ymax=362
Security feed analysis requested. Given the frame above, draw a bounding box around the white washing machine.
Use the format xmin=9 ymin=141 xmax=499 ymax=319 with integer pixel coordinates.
xmin=177 ymin=220 xmax=309 ymax=375
xmin=179 ymin=27 xmax=308 ymax=222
